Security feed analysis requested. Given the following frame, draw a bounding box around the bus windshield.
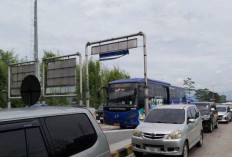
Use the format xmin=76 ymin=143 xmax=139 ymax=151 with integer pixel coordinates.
xmin=108 ymin=83 xmax=137 ymax=107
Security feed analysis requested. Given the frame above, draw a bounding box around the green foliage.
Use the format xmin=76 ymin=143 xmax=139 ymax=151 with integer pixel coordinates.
xmin=194 ymin=88 xmax=227 ymax=103
xmin=0 ymin=49 xmax=19 ymax=108
xmin=183 ymin=78 xmax=195 ymax=97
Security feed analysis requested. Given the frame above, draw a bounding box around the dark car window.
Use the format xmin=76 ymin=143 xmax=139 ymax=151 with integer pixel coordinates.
xmin=0 ymin=130 xmax=27 ymax=157
xmin=199 ymin=110 xmax=210 ymax=116
xmin=193 ymin=103 xmax=210 ymax=110
xmin=45 ymin=114 xmax=97 ymax=157
xmin=26 ymin=128 xmax=48 ymax=157
xmin=216 ymin=107 xmax=227 ymax=112
xmin=144 ymin=109 xmax=185 ymax=124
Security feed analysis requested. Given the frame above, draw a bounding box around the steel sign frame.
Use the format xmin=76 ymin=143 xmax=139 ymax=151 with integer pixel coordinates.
xmin=42 ymin=52 xmax=83 ymax=106
xmin=85 ymin=31 xmax=149 ymax=116
xmin=91 ymin=38 xmax=137 ymax=55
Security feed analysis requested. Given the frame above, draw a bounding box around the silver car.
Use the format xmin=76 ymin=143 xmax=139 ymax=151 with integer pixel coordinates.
xmin=0 ymin=106 xmax=110 ymax=157
xmin=216 ymin=105 xmax=232 ymax=123
xmin=132 ymin=104 xmax=203 ymax=157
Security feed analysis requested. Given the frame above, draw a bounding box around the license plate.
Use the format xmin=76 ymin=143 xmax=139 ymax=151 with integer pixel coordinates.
xmin=100 ymin=117 xmax=103 ymax=120
xmin=114 ymin=123 xmax=120 ymax=126
xmin=145 ymin=147 xmax=160 ymax=152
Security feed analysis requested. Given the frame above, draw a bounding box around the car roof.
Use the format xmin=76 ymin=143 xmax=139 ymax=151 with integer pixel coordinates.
xmin=216 ymin=104 xmax=228 ymax=107
xmin=0 ymin=106 xmax=88 ymax=123
xmin=155 ymin=104 xmax=194 ymax=110
xmin=109 ymin=78 xmax=171 ymax=86
xmin=192 ymin=102 xmax=214 ymax=105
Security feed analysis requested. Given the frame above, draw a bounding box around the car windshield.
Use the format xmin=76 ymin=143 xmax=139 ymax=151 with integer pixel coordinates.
xmin=193 ymin=103 xmax=210 ymax=110
xmin=216 ymin=107 xmax=226 ymax=112
xmin=144 ymin=109 xmax=185 ymax=124
xmin=98 ymin=105 xmax=103 ymax=110
xmin=108 ymin=83 xmax=137 ymax=106
xmin=199 ymin=110 xmax=210 ymax=116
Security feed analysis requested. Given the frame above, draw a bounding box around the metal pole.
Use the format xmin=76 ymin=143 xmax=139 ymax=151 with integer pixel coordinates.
xmin=42 ymin=61 xmax=45 ymax=105
xmin=85 ymin=44 xmax=90 ymax=108
xmin=8 ymin=66 xmax=11 ymax=109
xmin=77 ymin=52 xmax=83 ymax=106
xmin=34 ymin=0 xmax=39 ymax=78
xmin=140 ymin=32 xmax=149 ymax=116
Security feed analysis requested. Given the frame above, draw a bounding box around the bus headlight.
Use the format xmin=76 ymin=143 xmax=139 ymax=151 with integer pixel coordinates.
xmin=133 ymin=128 xmax=141 ymax=137
xmin=166 ymin=130 xmax=183 ymax=139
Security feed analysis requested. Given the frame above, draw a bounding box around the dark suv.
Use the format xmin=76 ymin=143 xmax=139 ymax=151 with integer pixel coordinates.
xmin=192 ymin=102 xmax=218 ymax=132
xmin=0 ymin=106 xmax=110 ymax=157
xmin=96 ymin=105 xmax=104 ymax=123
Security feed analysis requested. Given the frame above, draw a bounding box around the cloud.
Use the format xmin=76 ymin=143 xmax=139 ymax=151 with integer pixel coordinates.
xmin=0 ymin=0 xmax=232 ymax=93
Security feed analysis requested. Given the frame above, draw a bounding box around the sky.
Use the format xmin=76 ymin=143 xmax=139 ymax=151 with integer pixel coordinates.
xmin=0 ymin=0 xmax=232 ymax=94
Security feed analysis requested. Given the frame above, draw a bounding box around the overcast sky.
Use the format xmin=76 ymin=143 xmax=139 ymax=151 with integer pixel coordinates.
xmin=1 ymin=0 xmax=232 ymax=93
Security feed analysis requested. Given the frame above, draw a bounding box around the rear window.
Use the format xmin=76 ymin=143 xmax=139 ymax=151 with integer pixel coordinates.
xmin=193 ymin=103 xmax=210 ymax=110
xmin=0 ymin=130 xmax=27 ymax=157
xmin=144 ymin=109 xmax=185 ymax=124
xmin=0 ymin=127 xmax=48 ymax=157
xmin=216 ymin=107 xmax=227 ymax=112
xmin=45 ymin=114 xmax=97 ymax=157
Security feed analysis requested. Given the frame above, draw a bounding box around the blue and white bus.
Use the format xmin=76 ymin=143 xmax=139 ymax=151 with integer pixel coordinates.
xmin=101 ymin=78 xmax=187 ymax=128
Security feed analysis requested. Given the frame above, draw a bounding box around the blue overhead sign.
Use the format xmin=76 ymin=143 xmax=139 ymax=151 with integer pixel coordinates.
xmin=99 ymin=50 xmax=129 ymax=58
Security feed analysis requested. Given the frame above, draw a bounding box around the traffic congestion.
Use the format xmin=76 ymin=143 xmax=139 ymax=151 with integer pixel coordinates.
xmin=1 ymin=1 xmax=232 ymax=157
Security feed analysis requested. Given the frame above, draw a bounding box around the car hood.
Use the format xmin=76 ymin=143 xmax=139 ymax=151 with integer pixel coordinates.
xmin=138 ymin=122 xmax=184 ymax=135
xmin=218 ymin=112 xmax=227 ymax=116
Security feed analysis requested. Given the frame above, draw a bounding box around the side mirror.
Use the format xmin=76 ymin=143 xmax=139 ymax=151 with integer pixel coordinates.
xmin=97 ymin=90 xmax=100 ymax=98
xmin=188 ymin=118 xmax=195 ymax=124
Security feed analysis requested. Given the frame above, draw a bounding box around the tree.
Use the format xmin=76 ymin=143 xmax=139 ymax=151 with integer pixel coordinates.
xmin=0 ymin=49 xmax=19 ymax=108
xmin=194 ymin=88 xmax=226 ymax=103
xmin=183 ymin=78 xmax=195 ymax=97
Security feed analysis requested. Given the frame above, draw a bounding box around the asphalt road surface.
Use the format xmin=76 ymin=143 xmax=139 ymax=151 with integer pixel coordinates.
xmin=128 ymin=122 xmax=232 ymax=157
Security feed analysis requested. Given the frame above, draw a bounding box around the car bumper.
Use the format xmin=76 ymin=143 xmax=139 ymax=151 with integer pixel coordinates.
xmin=131 ymin=136 xmax=185 ymax=156
xmin=218 ymin=117 xmax=228 ymax=122
xmin=202 ymin=120 xmax=211 ymax=129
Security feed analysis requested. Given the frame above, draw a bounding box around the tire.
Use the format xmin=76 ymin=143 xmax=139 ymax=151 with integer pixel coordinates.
xmin=100 ymin=120 xmax=103 ymax=124
xmin=214 ymin=120 xmax=218 ymax=129
xmin=208 ymin=122 xmax=213 ymax=132
xmin=197 ymin=131 xmax=203 ymax=147
xmin=230 ymin=118 xmax=232 ymax=122
xmin=120 ymin=125 xmax=126 ymax=129
xmin=134 ymin=151 xmax=143 ymax=157
xmin=181 ymin=141 xmax=189 ymax=157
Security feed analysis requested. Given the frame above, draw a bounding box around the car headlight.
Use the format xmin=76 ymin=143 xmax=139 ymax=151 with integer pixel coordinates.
xmin=166 ymin=130 xmax=183 ymax=139
xmin=133 ymin=128 xmax=141 ymax=137
xmin=223 ymin=115 xmax=227 ymax=118
xmin=127 ymin=112 xmax=137 ymax=119
xmin=202 ymin=115 xmax=210 ymax=119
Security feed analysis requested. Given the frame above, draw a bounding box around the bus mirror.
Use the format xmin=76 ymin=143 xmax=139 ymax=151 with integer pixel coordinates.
xmin=134 ymin=89 xmax=137 ymax=96
xmin=97 ymin=90 xmax=100 ymax=98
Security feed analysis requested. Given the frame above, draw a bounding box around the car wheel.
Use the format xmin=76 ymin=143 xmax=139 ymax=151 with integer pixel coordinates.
xmin=208 ymin=122 xmax=213 ymax=132
xmin=134 ymin=151 xmax=143 ymax=157
xmin=230 ymin=118 xmax=232 ymax=122
xmin=100 ymin=120 xmax=103 ymax=124
xmin=197 ymin=131 xmax=203 ymax=147
xmin=181 ymin=141 xmax=189 ymax=157
xmin=214 ymin=120 xmax=218 ymax=129
xmin=120 ymin=125 xmax=126 ymax=129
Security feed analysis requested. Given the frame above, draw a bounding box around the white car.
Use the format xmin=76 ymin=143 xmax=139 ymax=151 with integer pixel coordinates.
xmin=132 ymin=104 xmax=203 ymax=157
